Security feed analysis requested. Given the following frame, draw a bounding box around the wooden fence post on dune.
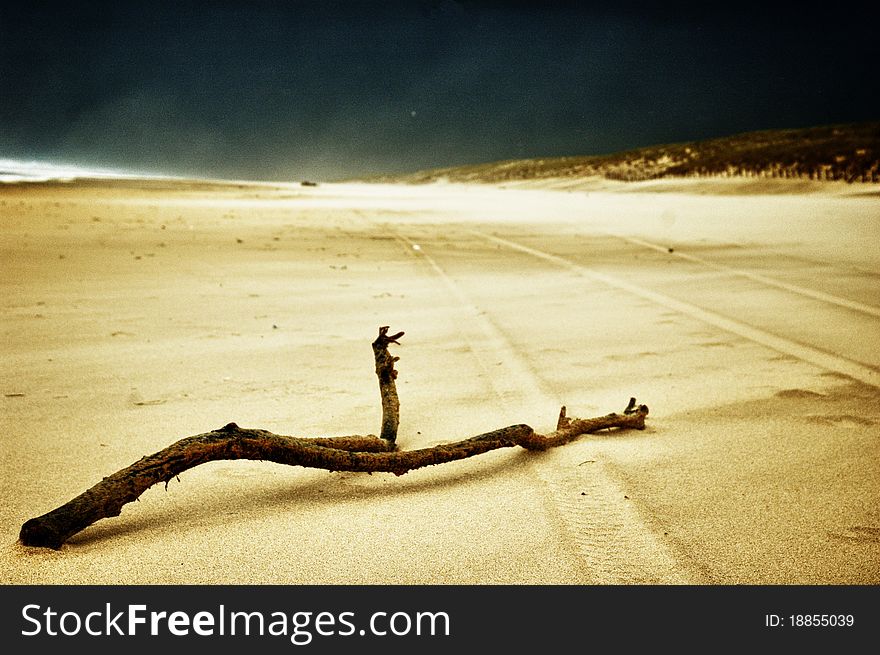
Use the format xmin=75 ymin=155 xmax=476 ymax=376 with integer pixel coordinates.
xmin=19 ymin=326 xmax=649 ymax=549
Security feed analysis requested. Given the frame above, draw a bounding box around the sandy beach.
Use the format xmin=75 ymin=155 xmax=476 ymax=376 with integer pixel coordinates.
xmin=1 ymin=177 xmax=878 ymax=584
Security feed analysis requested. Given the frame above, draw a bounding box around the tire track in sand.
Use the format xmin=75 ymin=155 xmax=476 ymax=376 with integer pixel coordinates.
xmin=378 ymin=221 xmax=696 ymax=584
xmin=607 ymin=232 xmax=880 ymax=318
xmin=473 ymin=230 xmax=880 ymax=389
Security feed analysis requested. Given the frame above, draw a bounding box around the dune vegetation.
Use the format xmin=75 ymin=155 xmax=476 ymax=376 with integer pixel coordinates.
xmin=378 ymin=122 xmax=880 ymax=185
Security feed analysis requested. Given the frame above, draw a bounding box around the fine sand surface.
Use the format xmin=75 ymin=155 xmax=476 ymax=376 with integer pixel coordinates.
xmin=1 ymin=177 xmax=878 ymax=584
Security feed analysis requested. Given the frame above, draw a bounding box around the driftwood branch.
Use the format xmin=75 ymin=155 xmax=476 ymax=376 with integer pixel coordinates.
xmin=19 ymin=327 xmax=649 ymax=549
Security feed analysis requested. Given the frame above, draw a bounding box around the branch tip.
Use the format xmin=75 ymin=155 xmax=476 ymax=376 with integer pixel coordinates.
xmin=556 ymin=405 xmax=570 ymax=430
xmin=374 ymin=326 xmax=405 ymax=346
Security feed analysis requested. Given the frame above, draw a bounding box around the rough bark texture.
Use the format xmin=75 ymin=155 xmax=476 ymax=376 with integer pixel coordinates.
xmin=372 ymin=326 xmax=404 ymax=443
xmin=19 ymin=327 xmax=649 ymax=549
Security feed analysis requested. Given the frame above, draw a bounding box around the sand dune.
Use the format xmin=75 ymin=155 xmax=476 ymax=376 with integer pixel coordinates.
xmin=374 ymin=122 xmax=880 ymax=185
xmin=1 ymin=177 xmax=878 ymax=583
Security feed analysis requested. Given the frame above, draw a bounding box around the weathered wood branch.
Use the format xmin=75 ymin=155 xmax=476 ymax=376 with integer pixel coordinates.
xmin=372 ymin=325 xmax=404 ymax=444
xmin=19 ymin=327 xmax=649 ymax=549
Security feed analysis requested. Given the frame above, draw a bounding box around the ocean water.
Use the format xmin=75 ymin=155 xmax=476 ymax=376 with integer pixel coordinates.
xmin=0 ymin=159 xmax=144 ymax=183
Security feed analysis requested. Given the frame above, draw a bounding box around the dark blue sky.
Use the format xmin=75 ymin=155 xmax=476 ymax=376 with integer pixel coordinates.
xmin=2 ymin=1 xmax=878 ymax=180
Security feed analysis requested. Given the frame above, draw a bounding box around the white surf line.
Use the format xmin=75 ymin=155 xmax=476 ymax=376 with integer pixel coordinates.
xmin=609 ymin=232 xmax=880 ymax=318
xmin=472 ymin=230 xmax=880 ymax=389
xmin=383 ymin=223 xmax=697 ymax=584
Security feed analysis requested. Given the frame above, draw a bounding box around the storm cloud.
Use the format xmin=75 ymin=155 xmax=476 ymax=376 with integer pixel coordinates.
xmin=2 ymin=1 xmax=877 ymax=180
